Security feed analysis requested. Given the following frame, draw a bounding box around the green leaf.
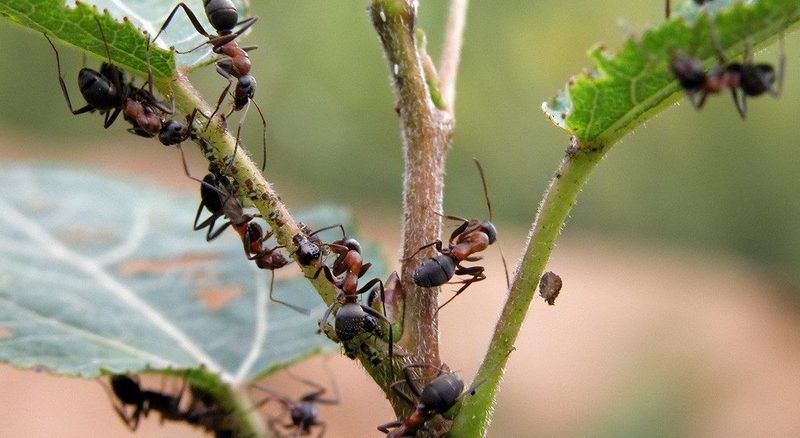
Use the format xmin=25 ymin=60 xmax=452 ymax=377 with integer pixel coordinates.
xmin=0 ymin=165 xmax=377 ymax=384
xmin=542 ymin=0 xmax=800 ymax=145
xmin=0 ymin=0 xmax=250 ymax=78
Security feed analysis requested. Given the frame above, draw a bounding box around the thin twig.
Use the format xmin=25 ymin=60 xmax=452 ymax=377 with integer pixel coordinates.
xmin=439 ymin=0 xmax=469 ymax=111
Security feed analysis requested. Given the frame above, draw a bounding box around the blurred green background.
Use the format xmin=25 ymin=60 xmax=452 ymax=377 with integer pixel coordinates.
xmin=2 ymin=1 xmax=798 ymax=287
xmin=0 ymin=2 xmax=799 ymax=436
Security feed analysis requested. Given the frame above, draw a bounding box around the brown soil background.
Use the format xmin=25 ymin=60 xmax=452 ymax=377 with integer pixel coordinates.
xmin=1 ymin=137 xmax=799 ymax=437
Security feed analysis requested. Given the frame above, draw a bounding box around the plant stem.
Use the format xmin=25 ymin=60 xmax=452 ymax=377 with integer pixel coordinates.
xmin=370 ymin=0 xmax=452 ymax=368
xmin=439 ymin=0 xmax=469 ymax=110
xmin=449 ymin=140 xmax=606 ymax=437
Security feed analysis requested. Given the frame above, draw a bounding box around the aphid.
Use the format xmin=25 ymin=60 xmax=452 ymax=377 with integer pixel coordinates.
xmin=377 ymin=364 xmax=476 ymax=437
xmin=253 ymin=362 xmax=340 ymax=437
xmin=670 ymin=34 xmax=785 ymax=119
xmin=407 ymin=159 xmax=509 ymax=310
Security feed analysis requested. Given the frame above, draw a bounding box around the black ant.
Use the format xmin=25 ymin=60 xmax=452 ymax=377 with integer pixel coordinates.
xmin=253 ymin=362 xmax=340 ymax=437
xmin=666 ymin=0 xmax=712 ymax=19
xmin=102 ymin=374 xmax=234 ymax=435
xmin=377 ymin=364 xmax=477 ymax=437
xmin=312 ymin=225 xmax=393 ymax=356
xmin=192 ymin=164 xmax=257 ymax=241
xmin=670 ymin=33 xmax=785 ymax=119
xmin=45 ymin=18 xmax=175 ymax=137
xmin=152 ymin=0 xmax=267 ymax=170
xmin=407 ymin=159 xmax=509 ymax=310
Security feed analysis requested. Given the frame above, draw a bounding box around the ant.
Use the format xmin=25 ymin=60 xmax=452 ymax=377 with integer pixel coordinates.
xmin=46 ymin=18 xmax=175 ymax=137
xmin=253 ymin=362 xmax=340 ymax=437
xmin=407 ymin=159 xmax=508 ymax=310
xmin=670 ymin=32 xmax=785 ymax=119
xmin=152 ymin=0 xmax=267 ymax=170
xmin=312 ymin=225 xmax=393 ymax=356
xmin=377 ymin=364 xmax=477 ymax=437
xmin=103 ymin=374 xmax=233 ymax=435
xmin=665 ymin=0 xmax=712 ymax=19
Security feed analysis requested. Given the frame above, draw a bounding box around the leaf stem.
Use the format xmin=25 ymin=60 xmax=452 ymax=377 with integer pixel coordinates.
xmin=439 ymin=0 xmax=469 ymax=110
xmin=450 ymin=140 xmax=605 ymax=436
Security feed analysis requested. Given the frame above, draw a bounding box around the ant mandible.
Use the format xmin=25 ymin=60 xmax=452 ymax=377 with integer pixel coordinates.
xmin=407 ymin=158 xmax=509 ymax=310
xmin=377 ymin=364 xmax=477 ymax=437
xmin=665 ymin=0 xmax=712 ymax=19
xmin=253 ymin=361 xmax=340 ymax=437
xmin=670 ymin=32 xmax=785 ymax=119
xmin=312 ymin=225 xmax=394 ymax=356
xmin=152 ymin=0 xmax=268 ymax=170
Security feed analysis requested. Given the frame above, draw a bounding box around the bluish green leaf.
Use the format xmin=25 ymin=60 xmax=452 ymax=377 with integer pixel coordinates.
xmin=0 ymin=165 xmax=367 ymax=384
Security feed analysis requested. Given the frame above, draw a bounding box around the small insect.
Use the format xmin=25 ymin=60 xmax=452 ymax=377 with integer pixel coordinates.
xmin=152 ymin=0 xmax=267 ymax=170
xmin=102 ymin=374 xmax=233 ymax=435
xmin=313 ymin=226 xmax=393 ymax=356
xmin=45 ymin=18 xmax=174 ymax=136
xmin=670 ymin=33 xmax=785 ymax=119
xmin=665 ymin=0 xmax=712 ymax=19
xmin=539 ymin=271 xmax=563 ymax=305
xmin=292 ymin=222 xmax=325 ymax=267
xmin=407 ymin=158 xmax=508 ymax=310
xmin=377 ymin=364 xmax=477 ymax=437
xmin=253 ymin=362 xmax=340 ymax=438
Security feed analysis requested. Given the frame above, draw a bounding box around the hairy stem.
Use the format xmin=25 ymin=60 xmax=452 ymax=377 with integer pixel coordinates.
xmin=370 ymin=0 xmax=452 ymax=369
xmin=439 ymin=0 xmax=469 ymax=110
xmin=450 ymin=140 xmax=605 ymax=436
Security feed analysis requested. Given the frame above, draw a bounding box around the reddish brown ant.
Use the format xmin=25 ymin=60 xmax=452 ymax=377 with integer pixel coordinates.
xmin=253 ymin=362 xmax=340 ymax=437
xmin=45 ymin=18 xmax=178 ymax=138
xmin=666 ymin=0 xmax=712 ymax=19
xmin=152 ymin=0 xmax=267 ymax=170
xmin=407 ymin=159 xmax=509 ymax=310
xmin=377 ymin=364 xmax=477 ymax=437
xmin=312 ymin=225 xmax=394 ymax=356
xmin=670 ymin=32 xmax=785 ymax=119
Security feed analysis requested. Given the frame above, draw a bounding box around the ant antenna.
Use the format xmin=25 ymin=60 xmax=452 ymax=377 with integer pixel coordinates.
xmin=94 ymin=16 xmax=113 ymax=65
xmin=251 ymin=98 xmax=268 ymax=172
xmin=473 ymin=158 xmax=510 ymax=289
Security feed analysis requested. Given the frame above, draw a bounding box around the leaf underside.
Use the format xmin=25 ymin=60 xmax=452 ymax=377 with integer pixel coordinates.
xmin=0 ymin=0 xmax=250 ymax=78
xmin=0 ymin=165 xmax=385 ymax=384
xmin=542 ymin=0 xmax=800 ymax=145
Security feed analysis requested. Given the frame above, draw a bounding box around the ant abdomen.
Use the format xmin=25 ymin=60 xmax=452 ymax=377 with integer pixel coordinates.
xmin=335 ymin=303 xmax=371 ymax=341
xmin=740 ymin=64 xmax=775 ymax=96
xmin=412 ymin=254 xmax=456 ymax=288
xmin=78 ymin=69 xmax=120 ymax=110
xmin=420 ymin=373 xmax=465 ymax=413
xmin=204 ymin=0 xmax=239 ymax=33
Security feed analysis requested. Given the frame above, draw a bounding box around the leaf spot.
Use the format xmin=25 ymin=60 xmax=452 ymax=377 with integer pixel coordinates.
xmin=117 ymin=253 xmax=218 ymax=276
xmin=195 ymin=285 xmax=244 ymax=311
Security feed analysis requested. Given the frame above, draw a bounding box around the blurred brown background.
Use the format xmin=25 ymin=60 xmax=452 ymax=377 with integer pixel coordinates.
xmin=1 ymin=0 xmax=800 ymax=436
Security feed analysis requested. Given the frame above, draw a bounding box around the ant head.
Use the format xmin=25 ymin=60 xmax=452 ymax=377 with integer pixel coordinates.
xmin=290 ymin=402 xmax=318 ymax=428
xmin=670 ymin=52 xmax=707 ymax=92
xmin=237 ymin=75 xmax=256 ymax=99
xmin=158 ymin=120 xmax=186 ymax=146
xmin=739 ymin=63 xmax=775 ymax=96
xmin=110 ymin=375 xmax=142 ymax=405
xmin=420 ymin=372 xmax=465 ymax=414
xmin=481 ymin=221 xmax=497 ymax=244
xmin=246 ymin=222 xmax=263 ymax=241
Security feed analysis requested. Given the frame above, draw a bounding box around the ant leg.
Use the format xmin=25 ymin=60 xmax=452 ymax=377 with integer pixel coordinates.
xmin=199 ymin=16 xmax=261 ymax=49
xmin=226 ymin=98 xmax=254 ymax=175
xmin=251 ymin=98 xmax=268 ymax=172
xmin=404 ymin=240 xmax=444 ymax=261
xmin=44 ymin=35 xmax=94 ymax=115
xmin=357 ymin=262 xmax=373 ymax=278
xmin=97 ymin=379 xmax=140 ymax=431
xmin=694 ymin=91 xmax=709 ymax=110
xmin=104 ymin=107 xmax=123 ymax=129
xmin=389 ymin=381 xmax=417 ymax=406
xmin=153 ymin=3 xmax=211 ymax=44
xmin=438 ymin=267 xmax=486 ymax=310
xmin=377 ymin=420 xmax=403 ymax=434
xmin=207 ymin=220 xmax=232 ymax=241
xmin=208 ymin=63 xmax=236 ymax=125
xmin=730 ymin=88 xmax=747 ymax=119
xmin=308 ymin=224 xmax=347 ymax=240
xmin=316 ymin=359 xmax=341 ymax=405
xmin=773 ymin=31 xmax=785 ymax=97
xmin=665 ymin=0 xmax=671 ymax=19
xmin=317 ymin=302 xmax=339 ymax=334
xmin=268 ymin=270 xmax=310 ymax=315
xmin=241 ymin=45 xmax=259 ymax=52
xmin=314 ymin=421 xmax=327 ymax=438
